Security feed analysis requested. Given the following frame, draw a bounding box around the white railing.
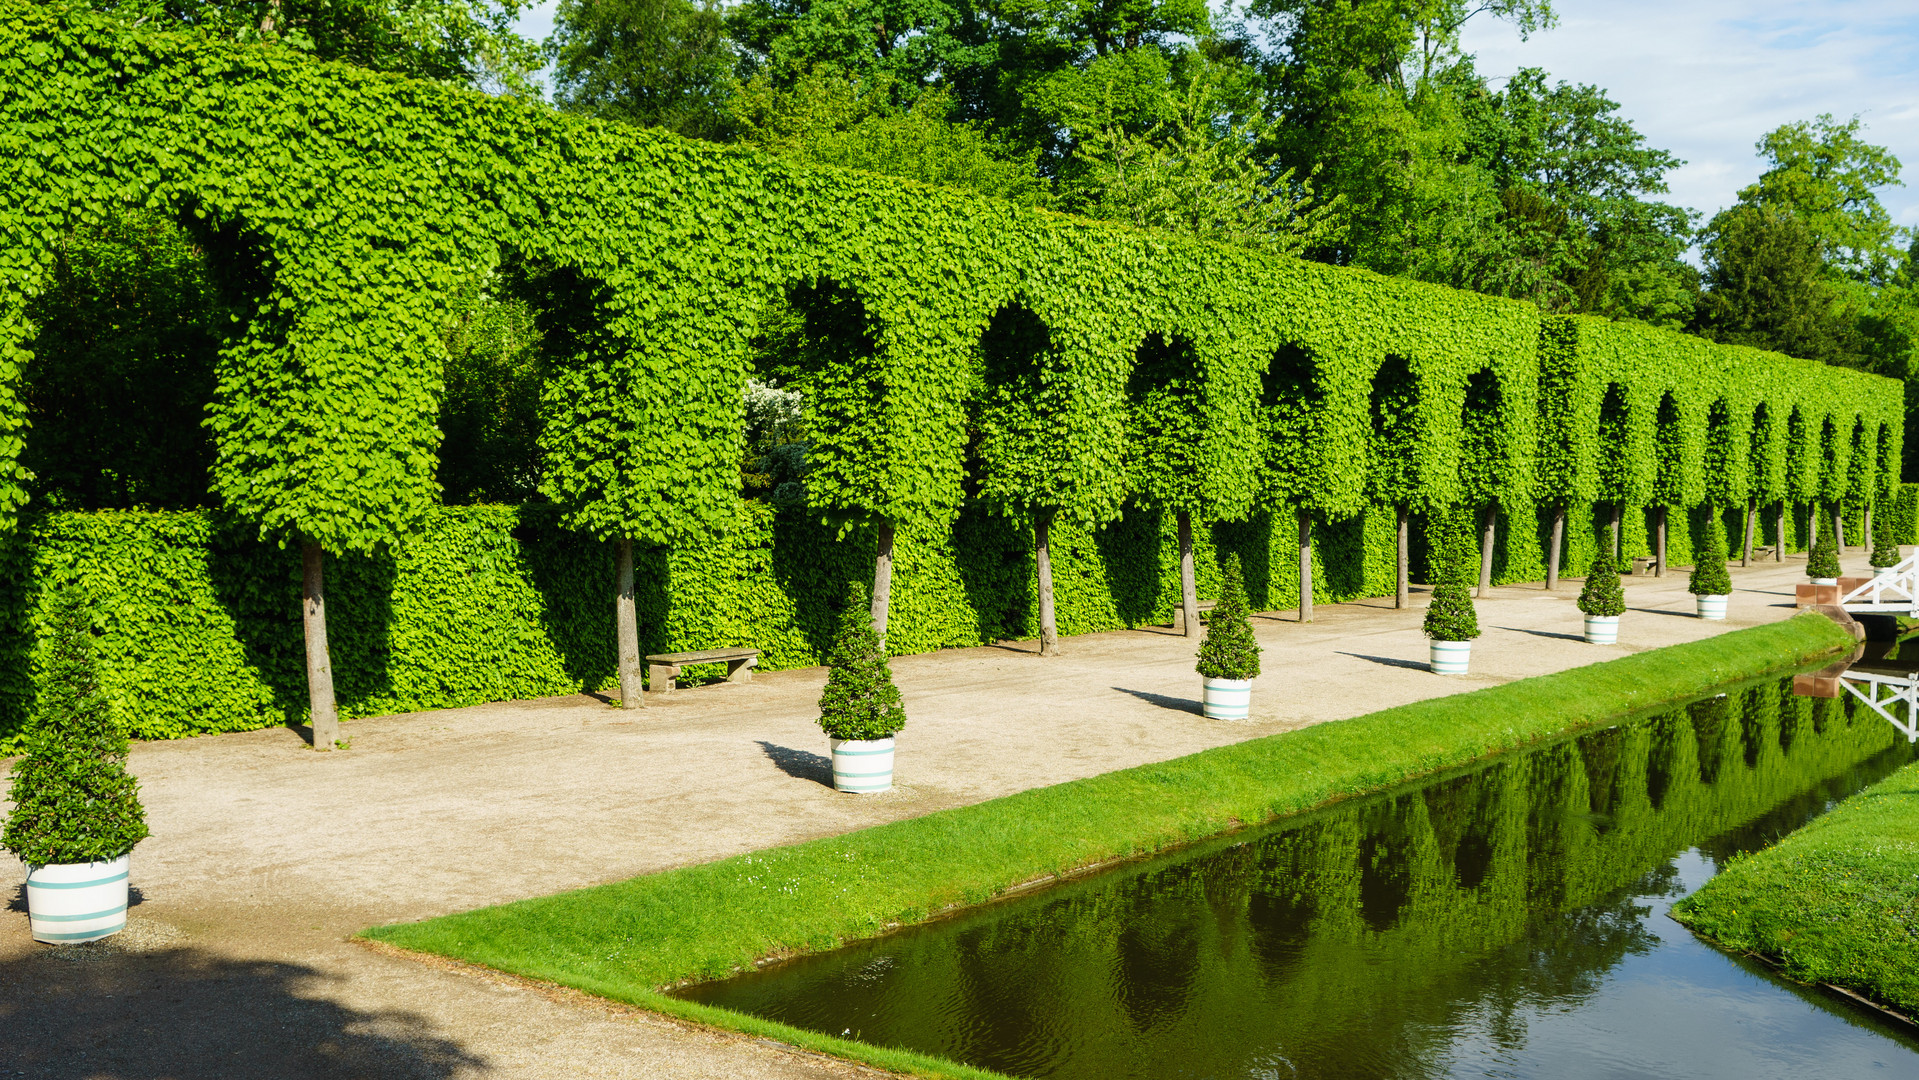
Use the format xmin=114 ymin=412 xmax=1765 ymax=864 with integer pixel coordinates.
xmin=1838 ymin=550 xmax=1919 ymax=614
xmin=1839 ymin=671 xmax=1919 ymax=743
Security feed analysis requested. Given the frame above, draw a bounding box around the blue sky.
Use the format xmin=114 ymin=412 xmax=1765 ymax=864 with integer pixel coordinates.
xmin=514 ymin=0 xmax=1919 ymax=234
xmin=1458 ymin=0 xmax=1919 ymax=234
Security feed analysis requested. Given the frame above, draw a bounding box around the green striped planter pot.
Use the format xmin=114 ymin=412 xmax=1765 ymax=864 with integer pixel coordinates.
xmin=1695 ymin=594 xmax=1729 ymax=620
xmin=1201 ymin=678 xmax=1252 ymax=720
xmin=1429 ymin=639 xmax=1472 ymax=675
xmin=25 ymin=853 xmax=129 ymax=944
xmin=1584 ymin=615 xmax=1620 ymax=644
xmin=830 ymin=737 xmax=895 ymax=794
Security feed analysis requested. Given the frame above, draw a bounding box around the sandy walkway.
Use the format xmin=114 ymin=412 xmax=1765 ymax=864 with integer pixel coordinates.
xmin=0 ymin=558 xmax=1832 ymax=1077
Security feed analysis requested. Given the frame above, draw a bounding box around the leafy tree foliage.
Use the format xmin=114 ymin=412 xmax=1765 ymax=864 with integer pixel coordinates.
xmin=84 ymin=0 xmax=542 ymax=93
xmin=549 ymin=0 xmax=734 ymax=139
xmin=1697 ymin=115 xmax=1916 ymax=398
xmin=2 ymin=593 xmax=148 ymax=867
xmin=1059 ymin=52 xmax=1336 ymax=253
xmin=1697 ymin=204 xmax=1851 ymax=366
xmin=728 ymin=67 xmax=1045 ymax=203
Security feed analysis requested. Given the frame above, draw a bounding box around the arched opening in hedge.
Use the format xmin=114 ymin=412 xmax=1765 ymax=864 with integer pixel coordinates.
xmin=1786 ymin=406 xmax=1811 ymax=550
xmin=1368 ymin=354 xmax=1419 ymax=604
xmin=1597 ymin=382 xmax=1631 ymax=556
xmin=1703 ymin=398 xmax=1734 ymax=504
xmin=1260 ymin=343 xmax=1321 ymax=496
xmin=744 ymin=274 xmax=890 ymax=645
xmin=20 ymin=204 xmax=253 ymax=512
xmin=1459 ymin=368 xmax=1504 ymax=594
xmin=1749 ymin=401 xmax=1777 ymax=561
xmin=970 ymin=300 xmax=1063 ymax=653
xmin=437 ymin=248 xmax=549 ymax=506
xmin=1819 ymin=415 xmax=1842 ymax=543
xmin=1259 ymin=342 xmax=1323 ymax=619
xmin=1650 ymin=391 xmax=1682 ymax=572
xmin=1129 ymin=331 xmax=1209 ymax=629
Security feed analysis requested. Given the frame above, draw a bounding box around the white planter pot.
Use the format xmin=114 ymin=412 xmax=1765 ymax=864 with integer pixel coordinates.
xmin=1584 ymin=615 xmax=1620 ymax=645
xmin=1695 ymin=594 xmax=1729 ymax=620
xmin=1429 ymin=639 xmax=1471 ymax=675
xmin=830 ymin=737 xmax=895 ymax=794
xmin=1875 ymin=566 xmax=1898 ymax=579
xmin=1812 ymin=577 xmax=1838 ymax=586
xmin=25 ymin=853 xmax=129 ymax=944
xmin=1201 ymin=677 xmax=1252 ymax=720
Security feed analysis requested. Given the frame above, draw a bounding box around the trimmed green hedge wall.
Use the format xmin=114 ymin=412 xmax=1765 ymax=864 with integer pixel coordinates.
xmin=0 ymin=7 xmax=1901 ymax=564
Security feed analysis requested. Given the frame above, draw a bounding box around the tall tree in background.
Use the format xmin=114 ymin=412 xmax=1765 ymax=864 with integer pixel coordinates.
xmin=88 ymin=0 xmax=543 ymax=93
xmin=548 ymin=0 xmax=735 ymax=139
xmin=1697 ymin=115 xmax=1915 ymax=377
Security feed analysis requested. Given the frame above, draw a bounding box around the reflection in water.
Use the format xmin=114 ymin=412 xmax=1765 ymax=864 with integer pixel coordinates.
xmin=681 ymin=675 xmax=1919 ymax=1079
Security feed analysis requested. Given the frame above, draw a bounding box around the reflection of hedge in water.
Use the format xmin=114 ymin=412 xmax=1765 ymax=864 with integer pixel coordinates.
xmin=708 ymin=678 xmax=1911 ymax=1076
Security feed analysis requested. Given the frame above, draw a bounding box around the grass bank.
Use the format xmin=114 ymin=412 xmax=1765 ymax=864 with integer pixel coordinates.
xmin=366 ymin=613 xmax=1855 ymax=1078
xmin=1673 ymin=757 xmax=1919 ymax=1020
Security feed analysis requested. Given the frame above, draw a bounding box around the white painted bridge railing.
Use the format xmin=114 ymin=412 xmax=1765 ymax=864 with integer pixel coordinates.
xmin=1837 ymin=671 xmax=1919 ymax=744
xmin=1838 ymin=551 xmax=1919 ymax=615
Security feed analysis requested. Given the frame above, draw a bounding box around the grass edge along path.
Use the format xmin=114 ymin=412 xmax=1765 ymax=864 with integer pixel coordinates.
xmin=1672 ymin=756 xmax=1919 ymax=1021
xmin=366 ymin=614 xmax=1855 ymax=1080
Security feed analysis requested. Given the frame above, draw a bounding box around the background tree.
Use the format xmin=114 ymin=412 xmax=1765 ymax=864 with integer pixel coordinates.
xmin=549 ymin=0 xmax=734 ymax=139
xmin=87 ymin=0 xmax=543 ymax=93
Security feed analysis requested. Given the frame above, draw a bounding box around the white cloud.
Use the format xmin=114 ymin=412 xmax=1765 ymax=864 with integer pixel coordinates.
xmin=1457 ymin=0 xmax=1919 ymax=233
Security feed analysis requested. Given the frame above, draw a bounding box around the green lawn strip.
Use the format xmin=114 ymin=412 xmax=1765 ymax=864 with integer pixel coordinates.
xmin=366 ymin=614 xmax=1852 ymax=1073
xmin=1672 ymin=756 xmax=1919 ymax=1018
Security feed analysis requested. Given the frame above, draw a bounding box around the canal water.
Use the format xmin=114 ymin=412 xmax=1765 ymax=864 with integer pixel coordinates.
xmin=680 ymin=672 xmax=1919 ymax=1078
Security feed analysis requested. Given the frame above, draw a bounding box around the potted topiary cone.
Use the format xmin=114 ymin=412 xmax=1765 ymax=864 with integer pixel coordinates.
xmin=1578 ymin=555 xmax=1626 ymax=643
xmin=817 ymin=584 xmax=907 ymax=794
xmin=1196 ymin=553 xmax=1261 ymax=719
xmin=1423 ymin=578 xmax=1480 ymax=674
xmin=1688 ymin=536 xmax=1732 ymax=620
xmin=3 ymin=595 xmax=148 ymax=944
xmin=1871 ymin=527 xmax=1901 ymax=577
xmin=1807 ymin=534 xmax=1841 ymax=585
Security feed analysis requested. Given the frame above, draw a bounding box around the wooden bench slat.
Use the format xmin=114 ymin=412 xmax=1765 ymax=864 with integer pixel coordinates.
xmin=646 ymin=648 xmax=760 ymax=664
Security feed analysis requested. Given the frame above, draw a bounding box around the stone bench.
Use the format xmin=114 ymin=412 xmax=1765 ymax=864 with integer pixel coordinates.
xmin=645 ymin=647 xmax=760 ymax=695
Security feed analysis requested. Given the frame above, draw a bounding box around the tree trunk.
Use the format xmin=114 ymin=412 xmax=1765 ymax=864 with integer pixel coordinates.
xmin=1654 ymin=506 xmax=1667 ymax=577
xmin=1776 ymin=503 xmax=1786 ymax=561
xmin=302 ymin=539 xmax=339 ymax=750
xmin=872 ymin=519 xmax=896 ymax=644
xmin=1742 ymin=498 xmax=1755 ymax=567
xmin=615 ymin=537 xmax=643 ymax=708
xmin=1395 ymin=504 xmax=1409 ymax=609
xmin=1834 ymin=508 xmax=1845 ymax=550
xmin=1477 ymin=504 xmax=1496 ymax=598
xmin=1866 ymin=503 xmax=1875 ymax=553
xmin=1546 ymin=506 xmax=1565 ymax=591
xmin=1177 ymin=510 xmax=1199 ymax=638
xmin=1808 ymin=504 xmax=1817 ymax=546
xmin=1297 ymin=509 xmax=1313 ymax=623
xmin=1610 ymin=503 xmax=1622 ymax=560
xmin=1036 ymin=511 xmax=1059 ymax=656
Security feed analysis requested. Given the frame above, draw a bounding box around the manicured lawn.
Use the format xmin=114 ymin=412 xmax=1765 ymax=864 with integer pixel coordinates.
xmin=366 ymin=614 xmax=1853 ymax=1077
xmin=1673 ymin=756 xmax=1919 ymax=1018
